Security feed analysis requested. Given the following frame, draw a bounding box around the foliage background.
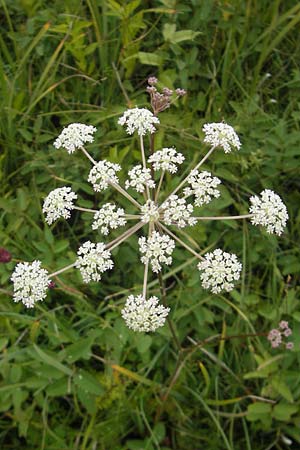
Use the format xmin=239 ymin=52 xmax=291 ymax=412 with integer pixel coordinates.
xmin=0 ymin=0 xmax=300 ymax=449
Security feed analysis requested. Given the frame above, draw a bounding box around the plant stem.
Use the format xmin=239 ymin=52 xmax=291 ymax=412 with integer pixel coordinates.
xmin=49 ymin=262 xmax=76 ymax=278
xmin=159 ymin=222 xmax=204 ymax=260
xmin=154 ymin=170 xmax=165 ymax=203
xmin=140 ymin=135 xmax=150 ymax=200
xmin=161 ymin=145 xmax=216 ymax=204
xmin=107 ymin=222 xmax=144 ymax=251
xmin=80 ymin=146 xmax=97 ymax=165
xmin=194 ymin=214 xmax=253 ymax=221
xmin=157 ymin=272 xmax=181 ymax=351
xmin=142 ymin=259 xmax=149 ymax=299
xmin=74 ymin=206 xmax=97 ymax=213
xmin=110 ymin=182 xmax=142 ymax=209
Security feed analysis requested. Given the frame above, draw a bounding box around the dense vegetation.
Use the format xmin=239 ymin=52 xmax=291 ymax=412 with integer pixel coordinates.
xmin=0 ymin=1 xmax=300 ymax=449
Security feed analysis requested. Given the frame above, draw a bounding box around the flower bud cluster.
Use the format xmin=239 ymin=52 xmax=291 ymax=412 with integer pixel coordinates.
xmin=184 ymin=170 xmax=221 ymax=206
xmin=43 ymin=187 xmax=77 ymax=225
xmin=75 ymin=241 xmax=113 ymax=283
xmin=198 ymin=249 xmax=242 ymax=294
xmin=53 ymin=123 xmax=97 ymax=154
xmin=203 ymin=122 xmax=241 ymax=153
xmin=140 ymin=200 xmax=160 ymax=223
xmin=249 ymin=189 xmax=288 ymax=236
xmin=148 ymin=147 xmax=185 ymax=173
xmin=88 ymin=160 xmax=121 ymax=192
xmin=139 ymin=231 xmax=175 ymax=273
xmin=118 ymin=107 xmax=160 ymax=136
xmin=92 ymin=203 xmax=127 ymax=235
xmin=11 ymin=261 xmax=50 ymax=308
xmin=161 ymin=195 xmax=196 ymax=228
xmin=268 ymin=321 xmax=293 ymax=350
xmin=121 ymin=295 xmax=170 ymax=332
xmin=146 ymin=77 xmax=187 ymax=114
xmin=125 ymin=165 xmax=155 ymax=193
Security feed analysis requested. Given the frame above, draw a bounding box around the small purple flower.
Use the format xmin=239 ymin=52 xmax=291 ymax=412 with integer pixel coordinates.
xmin=279 ymin=320 xmax=289 ymax=330
xmin=283 ymin=328 xmax=292 ymax=337
xmin=148 ymin=76 xmax=158 ymax=85
xmin=175 ymin=88 xmax=187 ymax=96
xmin=286 ymin=342 xmax=294 ymax=350
xmin=162 ymin=87 xmax=173 ymax=96
xmin=0 ymin=248 xmax=12 ymax=263
xmin=48 ymin=281 xmax=56 ymax=289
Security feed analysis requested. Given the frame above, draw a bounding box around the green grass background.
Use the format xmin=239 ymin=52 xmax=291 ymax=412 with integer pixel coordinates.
xmin=0 ymin=0 xmax=300 ymax=448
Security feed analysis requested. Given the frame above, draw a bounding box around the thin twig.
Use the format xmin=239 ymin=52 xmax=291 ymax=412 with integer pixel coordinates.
xmin=159 ymin=223 xmax=204 ymax=260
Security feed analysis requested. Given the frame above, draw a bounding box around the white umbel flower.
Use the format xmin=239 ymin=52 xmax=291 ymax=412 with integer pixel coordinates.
xmin=118 ymin=107 xmax=160 ymax=136
xmin=92 ymin=203 xmax=127 ymax=235
xmin=125 ymin=165 xmax=155 ymax=193
xmin=88 ymin=160 xmax=121 ymax=192
xmin=121 ymin=295 xmax=170 ymax=332
xmin=203 ymin=122 xmax=241 ymax=153
xmin=183 ymin=170 xmax=221 ymax=206
xmin=139 ymin=231 xmax=175 ymax=273
xmin=161 ymin=195 xmax=197 ymax=228
xmin=148 ymin=147 xmax=185 ymax=173
xmin=11 ymin=261 xmax=50 ymax=308
xmin=249 ymin=189 xmax=288 ymax=235
xmin=53 ymin=123 xmax=97 ymax=154
xmin=75 ymin=241 xmax=113 ymax=283
xmin=140 ymin=200 xmax=160 ymax=223
xmin=43 ymin=187 xmax=77 ymax=225
xmin=198 ymin=249 xmax=242 ymax=294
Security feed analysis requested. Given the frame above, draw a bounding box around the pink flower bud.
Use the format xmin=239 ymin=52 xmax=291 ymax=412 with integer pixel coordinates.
xmin=0 ymin=248 xmax=12 ymax=263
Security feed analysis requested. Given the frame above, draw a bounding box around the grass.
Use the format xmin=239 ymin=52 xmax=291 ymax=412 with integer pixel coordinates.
xmin=0 ymin=0 xmax=300 ymax=449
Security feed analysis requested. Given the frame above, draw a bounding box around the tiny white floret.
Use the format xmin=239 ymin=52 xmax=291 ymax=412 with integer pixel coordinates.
xmin=88 ymin=160 xmax=121 ymax=192
xmin=203 ymin=122 xmax=241 ymax=153
xmin=249 ymin=189 xmax=288 ymax=235
xmin=139 ymin=231 xmax=175 ymax=273
xmin=125 ymin=165 xmax=155 ymax=193
xmin=11 ymin=261 xmax=50 ymax=308
xmin=198 ymin=249 xmax=242 ymax=294
xmin=118 ymin=107 xmax=160 ymax=136
xmin=161 ymin=195 xmax=196 ymax=228
xmin=75 ymin=241 xmax=113 ymax=283
xmin=121 ymin=295 xmax=170 ymax=332
xmin=53 ymin=123 xmax=97 ymax=154
xmin=184 ymin=170 xmax=221 ymax=206
xmin=43 ymin=187 xmax=77 ymax=225
xmin=92 ymin=203 xmax=127 ymax=235
xmin=148 ymin=147 xmax=185 ymax=173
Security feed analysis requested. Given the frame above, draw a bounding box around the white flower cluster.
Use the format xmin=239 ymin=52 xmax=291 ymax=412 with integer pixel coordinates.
xmin=11 ymin=261 xmax=50 ymax=308
xmin=148 ymin=147 xmax=185 ymax=173
xmin=118 ymin=107 xmax=160 ymax=136
xmin=121 ymin=295 xmax=170 ymax=332
xmin=203 ymin=122 xmax=241 ymax=153
xmin=75 ymin=241 xmax=113 ymax=283
xmin=249 ymin=189 xmax=288 ymax=235
xmin=139 ymin=231 xmax=175 ymax=273
xmin=125 ymin=165 xmax=155 ymax=193
xmin=161 ymin=195 xmax=197 ymax=228
xmin=88 ymin=160 xmax=121 ymax=192
xmin=184 ymin=170 xmax=221 ymax=206
xmin=43 ymin=187 xmax=77 ymax=225
xmin=92 ymin=203 xmax=127 ymax=235
xmin=140 ymin=200 xmax=160 ymax=223
xmin=198 ymin=249 xmax=242 ymax=294
xmin=53 ymin=123 xmax=97 ymax=153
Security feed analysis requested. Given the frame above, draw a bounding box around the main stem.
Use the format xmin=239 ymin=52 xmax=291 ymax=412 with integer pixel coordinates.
xmin=107 ymin=222 xmax=144 ymax=251
xmin=154 ymin=170 xmax=165 ymax=203
xmin=194 ymin=214 xmax=253 ymax=221
xmin=49 ymin=262 xmax=77 ymax=278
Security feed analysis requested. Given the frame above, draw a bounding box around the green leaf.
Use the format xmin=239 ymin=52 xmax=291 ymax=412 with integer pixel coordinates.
xmin=247 ymin=402 xmax=272 ymax=422
xmin=272 ymin=377 xmax=294 ymax=402
xmin=169 ymin=30 xmax=201 ymax=44
xmin=272 ymin=403 xmax=298 ymax=421
xmin=73 ymin=370 xmax=104 ymax=395
xmin=138 ymin=52 xmax=162 ymax=66
xmin=32 ymin=345 xmax=73 ymax=376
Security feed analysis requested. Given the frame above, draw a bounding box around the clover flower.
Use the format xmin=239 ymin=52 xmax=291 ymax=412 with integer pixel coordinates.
xmin=125 ymin=165 xmax=155 ymax=193
xmin=118 ymin=107 xmax=160 ymax=136
xmin=75 ymin=241 xmax=113 ymax=283
xmin=148 ymin=148 xmax=185 ymax=173
xmin=92 ymin=203 xmax=127 ymax=235
xmin=198 ymin=249 xmax=242 ymax=293
xmin=184 ymin=170 xmax=221 ymax=206
xmin=268 ymin=322 xmax=293 ymax=350
xmin=53 ymin=123 xmax=97 ymax=154
xmin=121 ymin=295 xmax=170 ymax=332
xmin=139 ymin=231 xmax=175 ymax=273
xmin=140 ymin=200 xmax=160 ymax=223
xmin=203 ymin=122 xmax=241 ymax=153
xmin=11 ymin=261 xmax=50 ymax=308
xmin=161 ymin=195 xmax=196 ymax=228
xmin=88 ymin=160 xmax=121 ymax=192
xmin=249 ymin=189 xmax=288 ymax=235
xmin=0 ymin=248 xmax=11 ymax=263
xmin=43 ymin=187 xmax=77 ymax=225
